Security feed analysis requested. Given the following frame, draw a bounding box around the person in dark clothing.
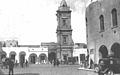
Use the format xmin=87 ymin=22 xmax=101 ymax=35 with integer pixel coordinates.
xmin=25 ymin=60 xmax=28 ymax=67
xmin=8 ymin=59 xmax=14 ymax=75
xmin=21 ymin=62 xmax=24 ymax=68
xmin=53 ymin=59 xmax=56 ymax=67
xmin=56 ymin=59 xmax=60 ymax=66
xmin=15 ymin=60 xmax=18 ymax=67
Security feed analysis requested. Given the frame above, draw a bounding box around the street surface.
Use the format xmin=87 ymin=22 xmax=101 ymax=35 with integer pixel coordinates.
xmin=1 ymin=64 xmax=98 ymax=75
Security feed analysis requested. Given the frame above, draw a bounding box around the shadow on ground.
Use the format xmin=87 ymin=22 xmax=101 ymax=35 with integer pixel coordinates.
xmin=0 ymin=69 xmax=4 ymax=75
xmin=0 ymin=68 xmax=39 ymax=75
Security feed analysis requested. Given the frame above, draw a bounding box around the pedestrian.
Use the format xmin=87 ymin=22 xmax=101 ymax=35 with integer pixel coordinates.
xmin=25 ymin=59 xmax=28 ymax=67
xmin=15 ymin=60 xmax=18 ymax=67
xmin=53 ymin=59 xmax=56 ymax=67
xmin=8 ymin=58 xmax=14 ymax=75
xmin=56 ymin=59 xmax=60 ymax=66
xmin=2 ymin=57 xmax=6 ymax=69
xmin=5 ymin=58 xmax=9 ymax=69
xmin=21 ymin=62 xmax=24 ymax=68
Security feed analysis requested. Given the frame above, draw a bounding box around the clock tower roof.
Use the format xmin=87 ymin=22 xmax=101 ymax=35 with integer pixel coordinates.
xmin=60 ymin=0 xmax=67 ymax=7
xmin=57 ymin=0 xmax=71 ymax=12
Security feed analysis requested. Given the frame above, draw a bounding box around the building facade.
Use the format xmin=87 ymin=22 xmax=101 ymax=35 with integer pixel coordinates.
xmin=73 ymin=43 xmax=87 ymax=64
xmin=86 ymin=0 xmax=120 ymax=65
xmin=41 ymin=42 xmax=57 ymax=63
xmin=56 ymin=0 xmax=74 ymax=61
xmin=0 ymin=40 xmax=48 ymax=64
xmin=2 ymin=46 xmax=48 ymax=64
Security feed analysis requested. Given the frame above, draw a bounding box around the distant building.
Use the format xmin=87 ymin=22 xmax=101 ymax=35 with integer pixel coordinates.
xmin=2 ymin=46 xmax=48 ymax=64
xmin=56 ymin=0 xmax=74 ymax=62
xmin=86 ymin=0 xmax=120 ymax=66
xmin=73 ymin=43 xmax=87 ymax=64
xmin=41 ymin=42 xmax=57 ymax=63
xmin=0 ymin=41 xmax=58 ymax=64
xmin=41 ymin=42 xmax=57 ymax=53
xmin=74 ymin=43 xmax=87 ymax=48
xmin=0 ymin=40 xmax=48 ymax=64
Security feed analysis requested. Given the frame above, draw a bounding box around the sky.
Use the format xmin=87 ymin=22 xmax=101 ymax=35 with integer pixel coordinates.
xmin=0 ymin=0 xmax=92 ymax=45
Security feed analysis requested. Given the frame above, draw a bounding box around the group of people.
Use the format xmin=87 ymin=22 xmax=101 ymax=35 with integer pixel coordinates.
xmin=1 ymin=58 xmax=15 ymax=75
xmin=53 ymin=59 xmax=60 ymax=67
xmin=19 ymin=59 xmax=28 ymax=68
xmin=1 ymin=58 xmax=29 ymax=75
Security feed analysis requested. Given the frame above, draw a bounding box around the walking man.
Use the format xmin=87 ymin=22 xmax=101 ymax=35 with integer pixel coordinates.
xmin=53 ymin=59 xmax=56 ymax=67
xmin=8 ymin=58 xmax=14 ymax=75
xmin=56 ymin=59 xmax=60 ymax=66
xmin=25 ymin=59 xmax=28 ymax=67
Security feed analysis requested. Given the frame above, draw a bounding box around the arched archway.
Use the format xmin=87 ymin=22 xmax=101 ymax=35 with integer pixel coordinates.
xmin=39 ymin=53 xmax=47 ymax=64
xmin=1 ymin=51 xmax=7 ymax=60
xmin=29 ymin=53 xmax=37 ymax=64
xmin=48 ymin=52 xmax=56 ymax=64
xmin=19 ymin=51 xmax=26 ymax=64
xmin=9 ymin=51 xmax=16 ymax=61
xmin=99 ymin=45 xmax=108 ymax=59
xmin=111 ymin=43 xmax=120 ymax=58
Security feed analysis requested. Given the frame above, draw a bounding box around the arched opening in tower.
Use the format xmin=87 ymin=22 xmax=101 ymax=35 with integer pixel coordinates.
xmin=111 ymin=43 xmax=120 ymax=58
xmin=99 ymin=45 xmax=108 ymax=59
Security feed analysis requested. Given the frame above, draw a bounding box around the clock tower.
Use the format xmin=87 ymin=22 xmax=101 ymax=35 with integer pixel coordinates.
xmin=56 ymin=0 xmax=74 ymax=62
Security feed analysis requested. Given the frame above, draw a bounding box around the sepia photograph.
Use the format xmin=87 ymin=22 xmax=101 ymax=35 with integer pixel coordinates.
xmin=0 ymin=0 xmax=119 ymax=75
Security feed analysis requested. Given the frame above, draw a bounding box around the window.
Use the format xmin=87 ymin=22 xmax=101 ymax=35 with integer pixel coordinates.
xmin=111 ymin=8 xmax=118 ymax=27
xmin=86 ymin=17 xmax=88 ymax=23
xmin=99 ymin=15 xmax=105 ymax=32
xmin=63 ymin=35 xmax=67 ymax=44
xmin=63 ymin=19 xmax=66 ymax=26
xmin=86 ymin=17 xmax=88 ymax=27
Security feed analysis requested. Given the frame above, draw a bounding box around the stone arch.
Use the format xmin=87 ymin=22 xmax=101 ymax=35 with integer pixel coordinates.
xmin=29 ymin=53 xmax=37 ymax=64
xmin=9 ymin=51 xmax=16 ymax=61
xmin=1 ymin=51 xmax=7 ymax=59
xmin=111 ymin=43 xmax=120 ymax=58
xmin=48 ymin=52 xmax=56 ymax=64
xmin=39 ymin=53 xmax=47 ymax=64
xmin=19 ymin=51 xmax=26 ymax=64
xmin=99 ymin=45 xmax=108 ymax=59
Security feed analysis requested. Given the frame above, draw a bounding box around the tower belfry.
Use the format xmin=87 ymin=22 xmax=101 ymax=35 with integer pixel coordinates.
xmin=56 ymin=0 xmax=74 ymax=61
